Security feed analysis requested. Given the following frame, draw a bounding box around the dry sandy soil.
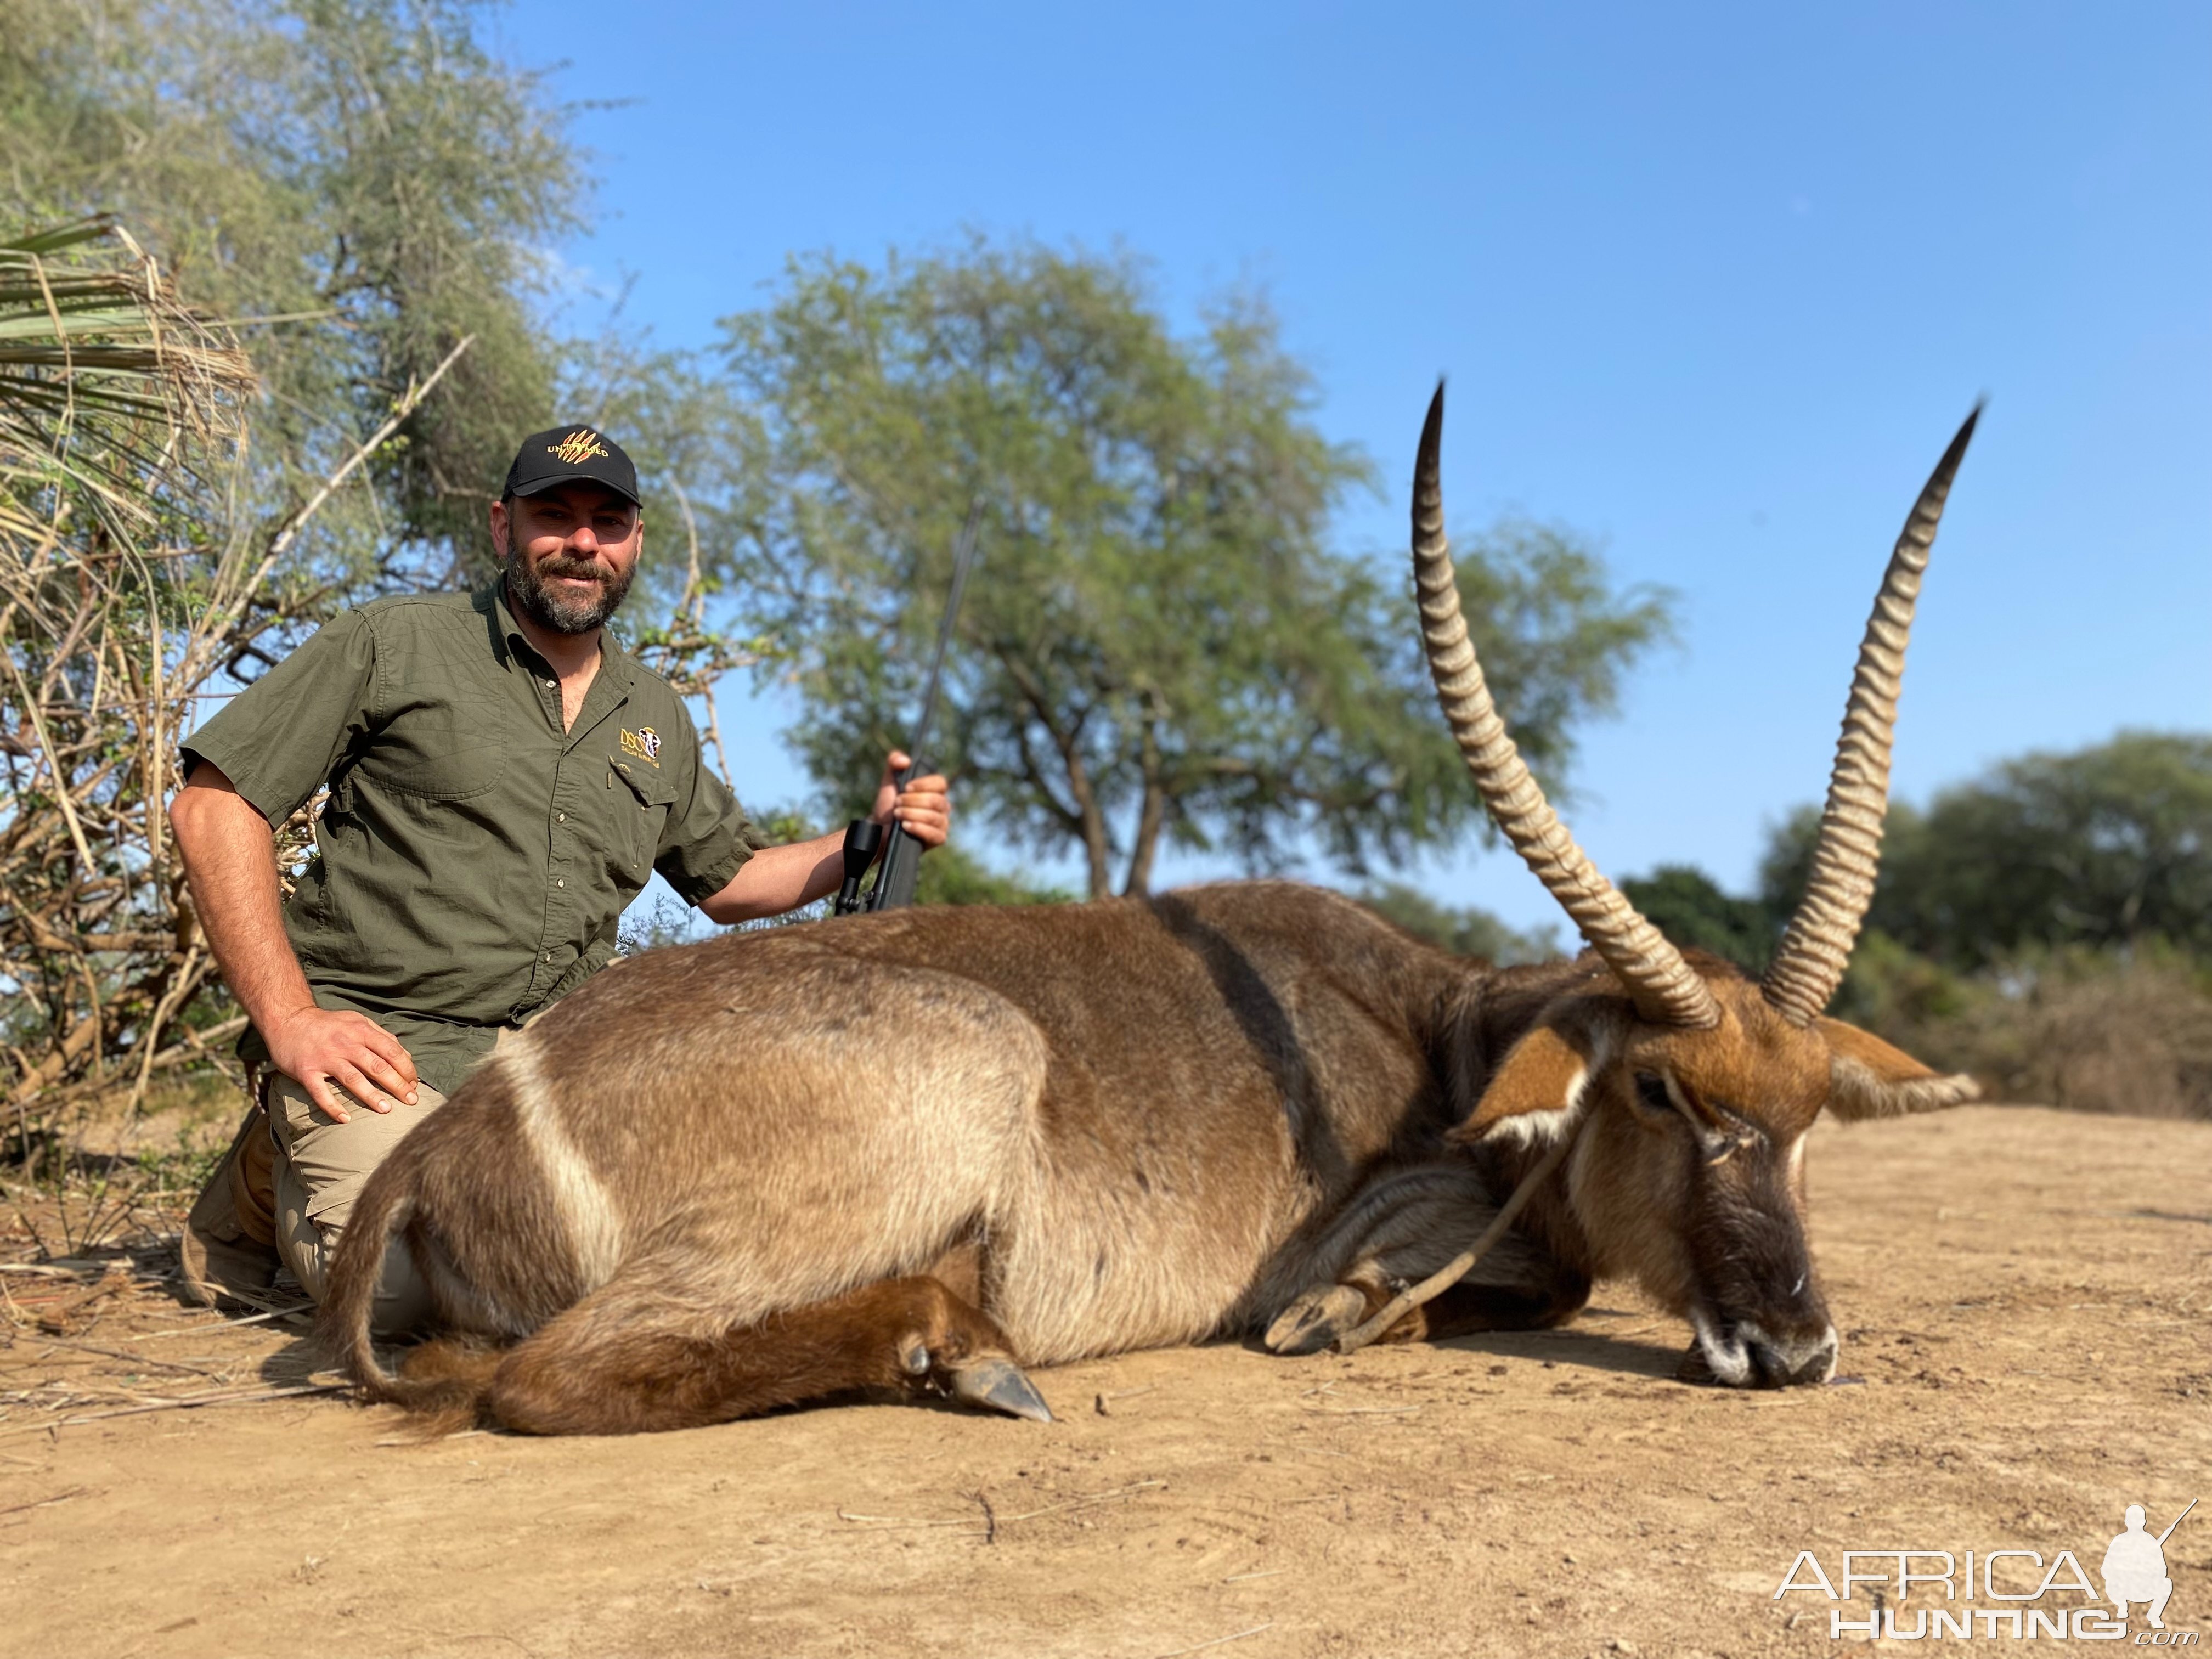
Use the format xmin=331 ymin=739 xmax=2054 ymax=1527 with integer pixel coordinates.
xmin=3 ymin=1104 xmax=2207 ymax=1659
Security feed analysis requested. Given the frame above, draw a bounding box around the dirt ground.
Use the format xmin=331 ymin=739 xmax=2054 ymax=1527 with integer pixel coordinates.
xmin=3 ymin=1103 xmax=2207 ymax=1659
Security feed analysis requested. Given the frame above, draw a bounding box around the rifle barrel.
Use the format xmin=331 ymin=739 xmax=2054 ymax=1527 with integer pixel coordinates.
xmin=900 ymin=496 xmax=985 ymax=789
xmin=2155 ymin=1496 xmax=2198 ymax=1545
xmin=867 ymin=497 xmax=986 ymax=912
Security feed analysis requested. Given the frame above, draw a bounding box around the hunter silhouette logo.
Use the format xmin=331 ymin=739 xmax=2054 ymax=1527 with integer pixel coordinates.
xmin=1771 ymin=1497 xmax=2199 ymax=1641
xmin=548 ymin=428 xmax=610 ymax=465
xmin=2106 ymin=1500 xmax=2195 ymax=1632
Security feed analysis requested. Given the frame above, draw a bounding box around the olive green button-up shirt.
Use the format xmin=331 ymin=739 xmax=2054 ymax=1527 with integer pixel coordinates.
xmin=182 ymin=577 xmax=766 ymax=1094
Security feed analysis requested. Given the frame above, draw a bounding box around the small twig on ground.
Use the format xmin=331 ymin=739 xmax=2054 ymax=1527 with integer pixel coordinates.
xmin=1300 ymin=1403 xmax=1420 ymax=1417
xmin=1095 ymin=1383 xmax=1158 ymax=1415
xmin=123 ymin=1306 xmax=302 ymax=1340
xmin=1221 ymin=1568 xmax=1289 ymax=1583
xmin=1154 ymin=1623 xmax=1274 ymax=1658
xmin=982 ymin=1480 xmax=1165 ymax=1526
xmin=838 ymin=1479 xmax=1166 ymax=1533
xmin=0 ymin=1484 xmax=88 ymax=1518
xmin=374 ymin=1428 xmax=488 ymax=1448
xmin=15 ymin=1335 xmax=222 ymax=1376
xmin=967 ymin=1488 xmax=997 ymax=1545
xmin=0 ymin=1381 xmax=342 ymax=1437
xmin=835 ymin=1510 xmax=968 ymax=1527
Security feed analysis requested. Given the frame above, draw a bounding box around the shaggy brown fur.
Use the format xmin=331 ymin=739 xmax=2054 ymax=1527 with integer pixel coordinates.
xmin=321 ymin=883 xmax=1973 ymax=1434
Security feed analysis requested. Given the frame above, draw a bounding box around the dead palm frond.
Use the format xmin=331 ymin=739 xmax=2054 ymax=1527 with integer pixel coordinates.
xmin=1 ymin=217 xmax=484 ymax=1153
xmin=0 ymin=216 xmax=256 ymax=549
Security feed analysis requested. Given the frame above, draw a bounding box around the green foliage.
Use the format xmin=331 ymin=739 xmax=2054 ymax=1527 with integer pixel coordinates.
xmin=1760 ymin=732 xmax=2212 ymax=971
xmin=1355 ymin=882 xmax=1560 ymax=966
xmin=1822 ymin=927 xmax=1979 ymax=1032
xmin=916 ymin=844 xmax=1073 ymax=907
xmin=2 ymin=0 xmax=579 ymax=588
xmin=1618 ymin=864 xmax=1774 ymax=975
xmin=709 ymin=236 xmax=1673 ymax=898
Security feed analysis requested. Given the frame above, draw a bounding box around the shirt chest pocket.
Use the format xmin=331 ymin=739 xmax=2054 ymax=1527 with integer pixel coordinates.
xmin=364 ymin=697 xmax=509 ymax=801
xmin=608 ymin=759 xmax=676 ymax=884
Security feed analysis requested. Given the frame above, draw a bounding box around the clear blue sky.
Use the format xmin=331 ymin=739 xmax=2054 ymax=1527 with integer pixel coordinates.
xmin=501 ymin=1 xmax=2210 ymax=933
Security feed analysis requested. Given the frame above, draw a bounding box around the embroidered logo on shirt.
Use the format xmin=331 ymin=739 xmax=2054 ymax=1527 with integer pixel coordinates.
xmin=619 ymin=727 xmax=663 ymax=765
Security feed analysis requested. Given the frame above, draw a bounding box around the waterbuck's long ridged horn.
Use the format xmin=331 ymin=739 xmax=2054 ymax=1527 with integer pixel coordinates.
xmin=1412 ymin=382 xmax=1722 ymax=1030
xmin=1760 ymin=405 xmax=1982 ymax=1025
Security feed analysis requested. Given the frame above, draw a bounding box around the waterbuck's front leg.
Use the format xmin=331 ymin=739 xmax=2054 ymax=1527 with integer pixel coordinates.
xmin=477 ymin=1263 xmax=1052 ymax=1435
xmin=1262 ymin=1162 xmax=1588 ymax=1355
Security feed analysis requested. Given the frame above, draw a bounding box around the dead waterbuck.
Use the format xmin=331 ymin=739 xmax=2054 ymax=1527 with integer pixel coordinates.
xmin=324 ymin=386 xmax=1982 ymax=1432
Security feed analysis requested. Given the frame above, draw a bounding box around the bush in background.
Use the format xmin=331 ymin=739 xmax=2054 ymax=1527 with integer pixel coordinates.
xmin=1607 ymin=732 xmax=2212 ymax=1121
xmin=1845 ymin=938 xmax=2212 ymax=1120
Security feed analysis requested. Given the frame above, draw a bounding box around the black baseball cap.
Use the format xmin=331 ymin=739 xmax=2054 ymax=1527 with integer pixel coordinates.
xmin=502 ymin=425 xmax=642 ymax=507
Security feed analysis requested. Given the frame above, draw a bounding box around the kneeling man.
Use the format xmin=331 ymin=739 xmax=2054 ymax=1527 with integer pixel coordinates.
xmin=172 ymin=426 xmax=950 ymax=1334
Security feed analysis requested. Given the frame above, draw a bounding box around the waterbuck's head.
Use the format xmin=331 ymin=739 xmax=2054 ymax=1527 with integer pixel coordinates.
xmin=1412 ymin=385 xmax=1982 ymax=1387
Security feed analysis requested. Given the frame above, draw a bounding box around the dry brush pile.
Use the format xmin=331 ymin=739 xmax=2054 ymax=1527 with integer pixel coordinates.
xmin=2 ymin=218 xmax=264 ymax=1171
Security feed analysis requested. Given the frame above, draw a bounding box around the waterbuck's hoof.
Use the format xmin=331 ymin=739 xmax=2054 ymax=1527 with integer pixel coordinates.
xmin=1265 ymin=1284 xmax=1370 ymax=1356
xmin=949 ymin=1357 xmax=1054 ymax=1423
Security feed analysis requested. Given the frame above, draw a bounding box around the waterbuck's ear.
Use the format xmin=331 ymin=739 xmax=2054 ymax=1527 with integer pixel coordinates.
xmin=1818 ymin=1017 xmax=1980 ymax=1120
xmin=1447 ymin=1018 xmax=1608 ymax=1147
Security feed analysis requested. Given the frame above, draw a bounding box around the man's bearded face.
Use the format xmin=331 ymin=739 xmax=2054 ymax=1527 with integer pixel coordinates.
xmin=499 ymin=485 xmax=640 ymax=635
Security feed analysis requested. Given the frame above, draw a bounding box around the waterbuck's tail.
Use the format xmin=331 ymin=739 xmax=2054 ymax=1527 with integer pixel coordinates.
xmin=318 ymin=1148 xmax=500 ymax=1431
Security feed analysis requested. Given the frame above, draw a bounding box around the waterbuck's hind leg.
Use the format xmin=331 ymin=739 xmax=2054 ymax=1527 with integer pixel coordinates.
xmin=484 ymin=1268 xmax=1051 ymax=1435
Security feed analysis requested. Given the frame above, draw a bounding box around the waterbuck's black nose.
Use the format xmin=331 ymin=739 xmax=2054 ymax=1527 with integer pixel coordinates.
xmin=1750 ymin=1325 xmax=1838 ymax=1388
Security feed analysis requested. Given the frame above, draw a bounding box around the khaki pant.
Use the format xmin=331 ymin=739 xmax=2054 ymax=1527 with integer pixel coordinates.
xmin=269 ymin=1026 xmax=522 ymax=1333
xmin=183 ymin=1031 xmax=518 ymax=1336
xmin=267 ymin=1070 xmax=452 ymax=1337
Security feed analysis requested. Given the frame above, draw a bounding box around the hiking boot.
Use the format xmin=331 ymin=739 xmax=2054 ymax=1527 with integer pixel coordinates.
xmin=180 ymin=1096 xmax=280 ymax=1308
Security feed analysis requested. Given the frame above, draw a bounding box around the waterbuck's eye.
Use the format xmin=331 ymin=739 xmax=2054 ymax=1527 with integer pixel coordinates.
xmin=1632 ymin=1072 xmax=1673 ymax=1115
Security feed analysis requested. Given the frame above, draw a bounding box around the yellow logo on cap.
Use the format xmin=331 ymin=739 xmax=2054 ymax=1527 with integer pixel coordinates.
xmin=549 ymin=428 xmax=611 ymax=465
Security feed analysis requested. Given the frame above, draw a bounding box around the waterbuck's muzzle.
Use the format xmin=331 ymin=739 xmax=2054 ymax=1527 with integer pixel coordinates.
xmin=1685 ymin=1310 xmax=1839 ymax=1389
xmin=1670 ymin=1098 xmax=1839 ymax=1388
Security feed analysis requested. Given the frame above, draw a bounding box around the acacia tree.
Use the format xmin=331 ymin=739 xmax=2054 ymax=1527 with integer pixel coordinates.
xmin=714 ymin=240 xmax=1675 ymax=898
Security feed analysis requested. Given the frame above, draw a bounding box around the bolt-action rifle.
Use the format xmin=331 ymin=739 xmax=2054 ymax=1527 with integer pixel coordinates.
xmin=833 ymin=501 xmax=984 ymax=916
